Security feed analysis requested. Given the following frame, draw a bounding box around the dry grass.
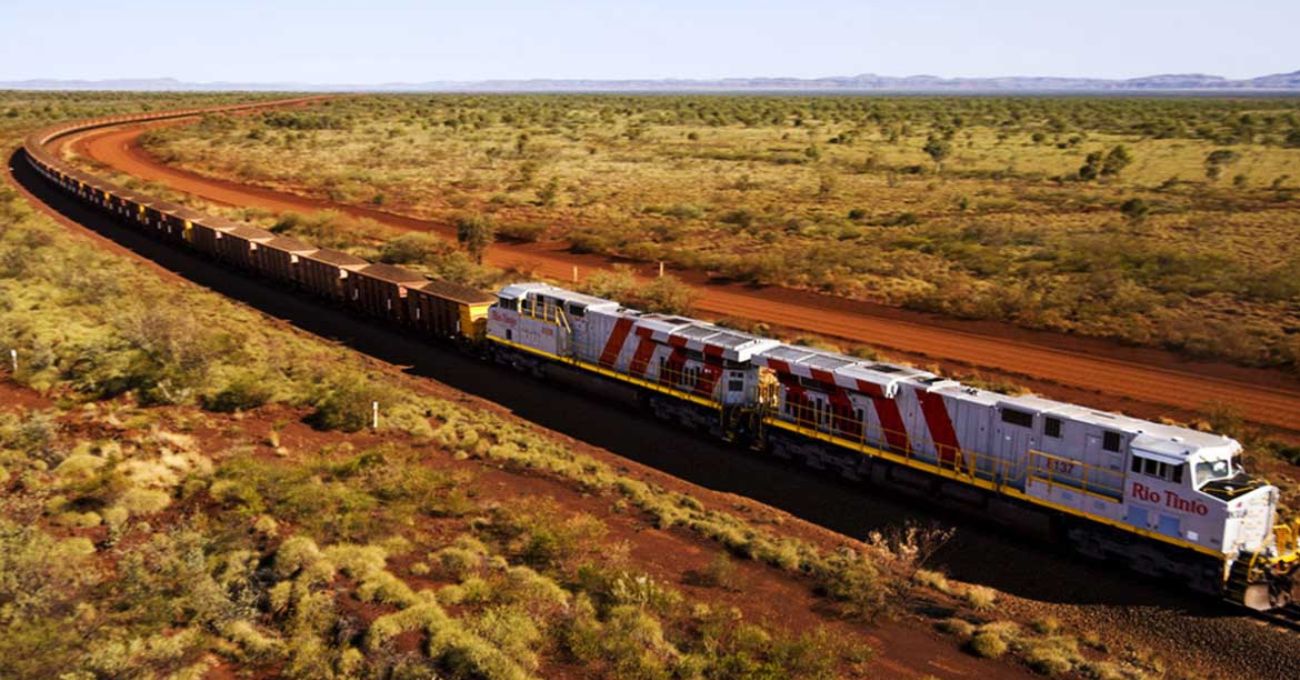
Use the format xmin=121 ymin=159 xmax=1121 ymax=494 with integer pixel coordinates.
xmin=140 ymin=95 xmax=1300 ymax=369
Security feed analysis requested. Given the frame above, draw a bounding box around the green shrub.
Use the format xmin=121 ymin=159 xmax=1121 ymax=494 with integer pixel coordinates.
xmin=203 ymin=370 xmax=274 ymax=412
xmin=497 ymin=222 xmax=547 ymax=242
xmin=964 ymin=585 xmax=997 ymax=611
xmin=306 ymin=373 xmax=386 ymax=432
xmin=378 ymin=232 xmax=452 ymax=265
xmin=937 ymin=617 xmax=975 ymax=637
xmin=967 ymin=631 xmax=1008 ymax=658
xmin=695 ymin=552 xmax=741 ymax=591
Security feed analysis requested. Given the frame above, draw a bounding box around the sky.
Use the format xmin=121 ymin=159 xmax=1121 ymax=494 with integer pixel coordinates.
xmin=2 ymin=0 xmax=1296 ymax=83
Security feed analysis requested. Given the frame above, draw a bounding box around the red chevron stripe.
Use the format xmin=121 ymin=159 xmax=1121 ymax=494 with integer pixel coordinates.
xmin=599 ymin=317 xmax=634 ymax=368
xmin=855 ymin=379 xmax=910 ymax=453
xmin=660 ymin=347 xmax=688 ymax=387
xmin=628 ymin=336 xmax=658 ymax=378
xmin=694 ymin=361 xmax=723 ymax=397
xmin=916 ymin=388 xmax=960 ymax=464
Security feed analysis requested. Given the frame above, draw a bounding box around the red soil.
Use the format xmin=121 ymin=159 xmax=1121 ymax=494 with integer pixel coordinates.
xmin=61 ymin=120 xmax=1300 ymax=436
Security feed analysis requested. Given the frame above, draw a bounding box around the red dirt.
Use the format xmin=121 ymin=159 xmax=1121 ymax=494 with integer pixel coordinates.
xmin=0 ymin=378 xmax=52 ymax=411
xmin=61 ymin=120 xmax=1300 ymax=436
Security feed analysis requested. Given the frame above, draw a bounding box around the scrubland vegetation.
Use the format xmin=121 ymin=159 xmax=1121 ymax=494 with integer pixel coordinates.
xmin=139 ymin=94 xmax=1300 ymax=370
xmin=0 ymin=92 xmax=1197 ymax=677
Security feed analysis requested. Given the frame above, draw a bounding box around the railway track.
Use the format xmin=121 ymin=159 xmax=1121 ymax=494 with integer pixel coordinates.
xmin=1255 ymin=604 xmax=1300 ymax=632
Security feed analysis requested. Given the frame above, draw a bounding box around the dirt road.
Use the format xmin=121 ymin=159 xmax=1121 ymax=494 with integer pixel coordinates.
xmin=64 ymin=120 xmax=1300 ymax=434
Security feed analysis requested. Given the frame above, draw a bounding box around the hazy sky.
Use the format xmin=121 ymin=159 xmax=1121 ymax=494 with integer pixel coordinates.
xmin=3 ymin=0 xmax=1296 ymax=82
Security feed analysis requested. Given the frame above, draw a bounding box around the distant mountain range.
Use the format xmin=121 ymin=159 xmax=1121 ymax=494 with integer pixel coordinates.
xmin=4 ymin=71 xmax=1300 ymax=93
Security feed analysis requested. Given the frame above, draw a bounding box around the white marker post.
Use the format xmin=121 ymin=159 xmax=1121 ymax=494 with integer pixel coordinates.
xmin=8 ymin=349 xmax=15 ymax=374
xmin=572 ymin=265 xmax=578 ymax=283
xmin=658 ymin=261 xmax=665 ymax=278
xmin=372 ymin=401 xmax=379 ymax=431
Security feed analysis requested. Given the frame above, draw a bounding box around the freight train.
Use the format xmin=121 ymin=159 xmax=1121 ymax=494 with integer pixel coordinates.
xmin=22 ymin=110 xmax=1300 ymax=611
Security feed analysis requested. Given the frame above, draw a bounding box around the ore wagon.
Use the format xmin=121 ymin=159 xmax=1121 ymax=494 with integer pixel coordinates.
xmin=297 ymin=248 xmax=369 ymax=302
xmin=408 ymin=279 xmax=496 ymax=341
xmin=256 ymin=236 xmax=318 ymax=285
xmin=347 ymin=263 xmax=428 ymax=324
xmin=215 ymin=225 xmax=276 ymax=272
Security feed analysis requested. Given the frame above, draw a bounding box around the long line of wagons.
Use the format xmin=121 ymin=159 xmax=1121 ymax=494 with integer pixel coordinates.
xmin=23 ymin=106 xmax=1300 ymax=610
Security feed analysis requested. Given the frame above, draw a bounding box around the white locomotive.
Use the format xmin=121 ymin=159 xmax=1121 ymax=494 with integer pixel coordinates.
xmin=487 ymin=282 xmax=1297 ymax=608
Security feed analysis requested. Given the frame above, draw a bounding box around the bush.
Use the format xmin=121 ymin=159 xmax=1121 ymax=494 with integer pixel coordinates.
xmin=967 ymin=631 xmax=1008 ymax=659
xmin=937 ymin=617 xmax=975 ymax=637
xmin=912 ymin=568 xmax=951 ymax=593
xmin=455 ymin=215 xmax=497 ymax=264
xmin=306 ymin=374 xmax=386 ymax=432
xmin=379 ymin=232 xmax=451 ymax=265
xmin=496 ymin=222 xmax=547 ymax=243
xmin=964 ymin=585 xmax=996 ymax=611
xmin=694 ymin=553 xmax=741 ymax=591
xmin=203 ymin=371 xmax=273 ymax=413
xmin=639 ymin=274 xmax=697 ymax=315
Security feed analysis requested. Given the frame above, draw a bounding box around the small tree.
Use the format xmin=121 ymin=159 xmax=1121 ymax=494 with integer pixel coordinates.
xmin=455 ymin=215 xmax=496 ymax=264
xmin=1204 ymin=149 xmax=1240 ymax=182
xmin=537 ymin=177 xmax=560 ymax=206
xmin=1100 ymin=145 xmax=1132 ymax=178
xmin=1120 ymin=197 xmax=1149 ymax=222
xmin=922 ymin=136 xmax=952 ymax=173
xmin=1078 ymin=151 xmax=1103 ymax=181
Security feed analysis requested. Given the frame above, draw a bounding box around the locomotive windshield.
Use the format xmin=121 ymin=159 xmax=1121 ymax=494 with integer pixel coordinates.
xmin=1193 ymin=455 xmax=1238 ymax=488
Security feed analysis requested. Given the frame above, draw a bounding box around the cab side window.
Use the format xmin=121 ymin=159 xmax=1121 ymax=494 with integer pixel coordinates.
xmin=1130 ymin=455 xmax=1184 ymax=484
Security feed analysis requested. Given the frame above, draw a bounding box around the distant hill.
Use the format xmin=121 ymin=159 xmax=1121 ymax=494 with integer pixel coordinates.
xmin=4 ymin=71 xmax=1299 ymax=93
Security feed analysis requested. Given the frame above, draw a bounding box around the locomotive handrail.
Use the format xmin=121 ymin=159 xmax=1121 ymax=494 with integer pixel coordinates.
xmin=1027 ymin=449 xmax=1125 ymax=500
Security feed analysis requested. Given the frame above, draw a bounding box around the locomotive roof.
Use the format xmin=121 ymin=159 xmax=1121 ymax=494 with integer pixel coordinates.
xmin=636 ymin=313 xmax=779 ymax=357
xmin=947 ymin=386 xmax=1238 ymax=459
xmin=758 ymin=343 xmax=1237 ymax=458
xmin=755 ymin=343 xmax=945 ymax=396
xmin=497 ymin=282 xmax=619 ymax=310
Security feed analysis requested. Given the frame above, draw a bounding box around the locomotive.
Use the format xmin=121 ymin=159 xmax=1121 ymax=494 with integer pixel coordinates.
xmin=485 ymin=283 xmax=1298 ymax=609
xmin=23 ymin=108 xmax=1300 ymax=611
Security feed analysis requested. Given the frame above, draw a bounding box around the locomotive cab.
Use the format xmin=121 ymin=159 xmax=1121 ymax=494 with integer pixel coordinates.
xmin=1123 ymin=435 xmax=1278 ymax=560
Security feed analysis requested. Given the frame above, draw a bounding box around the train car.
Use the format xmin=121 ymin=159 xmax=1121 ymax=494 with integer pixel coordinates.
xmin=188 ymin=215 xmax=240 ymax=259
xmin=408 ymin=280 xmax=496 ymax=341
xmin=144 ymin=200 xmax=188 ymax=244
xmin=297 ymin=248 xmax=369 ymax=302
xmin=105 ymin=189 xmax=142 ymax=221
xmin=160 ymin=206 xmax=205 ymax=246
xmin=486 ymin=282 xmax=779 ymax=431
xmin=347 ymin=263 xmax=428 ymax=323
xmin=215 ymin=225 xmax=276 ymax=272
xmin=256 ymin=236 xmax=318 ymax=285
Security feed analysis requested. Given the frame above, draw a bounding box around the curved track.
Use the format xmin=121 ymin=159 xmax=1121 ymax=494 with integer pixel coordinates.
xmin=64 ymin=112 xmax=1300 ymax=435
